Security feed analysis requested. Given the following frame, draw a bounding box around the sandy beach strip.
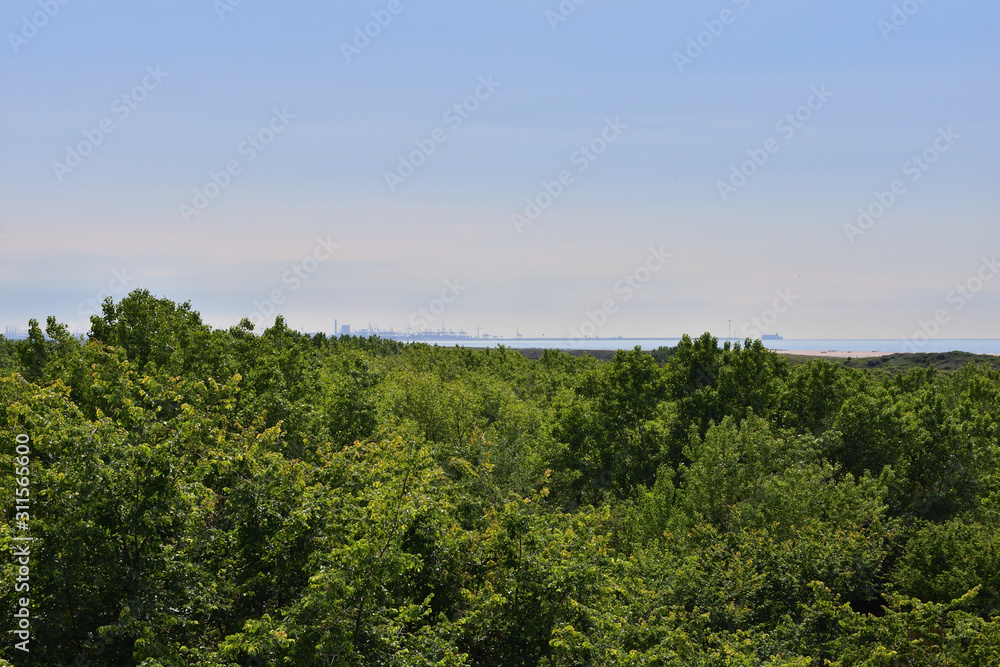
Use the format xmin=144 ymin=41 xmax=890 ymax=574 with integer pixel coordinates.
xmin=775 ymin=350 xmax=890 ymax=359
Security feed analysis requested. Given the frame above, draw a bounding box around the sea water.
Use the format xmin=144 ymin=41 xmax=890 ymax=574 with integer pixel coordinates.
xmin=450 ymin=338 xmax=1000 ymax=355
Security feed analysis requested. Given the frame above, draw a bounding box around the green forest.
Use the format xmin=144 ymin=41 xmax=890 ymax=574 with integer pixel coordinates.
xmin=3 ymin=290 xmax=1000 ymax=666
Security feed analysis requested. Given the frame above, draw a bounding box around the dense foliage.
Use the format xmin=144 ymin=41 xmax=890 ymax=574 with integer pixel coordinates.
xmin=2 ymin=290 xmax=1000 ymax=665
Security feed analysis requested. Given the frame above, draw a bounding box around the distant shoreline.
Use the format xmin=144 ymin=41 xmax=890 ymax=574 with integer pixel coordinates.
xmin=513 ymin=348 xmax=1000 ymax=371
xmin=451 ymin=339 xmax=1000 ymax=356
xmin=777 ymin=349 xmax=1000 ymax=359
xmin=7 ymin=330 xmax=1000 ymax=356
xmin=774 ymin=349 xmax=888 ymax=358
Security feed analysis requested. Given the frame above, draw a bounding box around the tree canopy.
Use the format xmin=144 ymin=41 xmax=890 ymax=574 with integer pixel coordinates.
xmin=2 ymin=291 xmax=1000 ymax=665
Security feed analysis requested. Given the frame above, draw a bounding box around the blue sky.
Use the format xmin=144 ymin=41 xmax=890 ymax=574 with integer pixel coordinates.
xmin=2 ymin=0 xmax=998 ymax=340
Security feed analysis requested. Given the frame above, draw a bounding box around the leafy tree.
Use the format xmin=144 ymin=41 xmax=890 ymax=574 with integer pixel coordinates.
xmin=892 ymin=518 xmax=1000 ymax=617
xmin=782 ymin=359 xmax=849 ymax=434
xmin=3 ymin=291 xmax=1000 ymax=665
xmin=554 ymin=347 xmax=670 ymax=504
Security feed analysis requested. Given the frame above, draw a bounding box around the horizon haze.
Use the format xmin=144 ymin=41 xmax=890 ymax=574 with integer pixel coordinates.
xmin=2 ymin=1 xmax=998 ymax=343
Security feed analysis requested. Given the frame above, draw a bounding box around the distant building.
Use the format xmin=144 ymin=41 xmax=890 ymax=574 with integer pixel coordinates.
xmin=340 ymin=324 xmax=351 ymax=336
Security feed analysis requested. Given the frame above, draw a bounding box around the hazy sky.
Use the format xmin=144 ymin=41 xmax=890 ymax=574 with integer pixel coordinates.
xmin=2 ymin=0 xmax=998 ymax=340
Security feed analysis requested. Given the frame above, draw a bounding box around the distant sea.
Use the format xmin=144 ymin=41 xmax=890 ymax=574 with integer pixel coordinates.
xmin=6 ymin=330 xmax=999 ymax=355
xmin=448 ymin=338 xmax=1000 ymax=355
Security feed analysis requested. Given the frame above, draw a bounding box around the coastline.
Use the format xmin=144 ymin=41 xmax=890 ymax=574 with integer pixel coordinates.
xmin=774 ymin=349 xmax=889 ymax=359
